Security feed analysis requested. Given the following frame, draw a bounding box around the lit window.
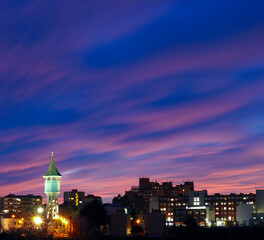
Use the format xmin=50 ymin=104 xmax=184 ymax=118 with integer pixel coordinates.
xmin=194 ymin=197 xmax=200 ymax=206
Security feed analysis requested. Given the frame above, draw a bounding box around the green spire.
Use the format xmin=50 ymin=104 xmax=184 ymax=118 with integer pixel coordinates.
xmin=44 ymin=152 xmax=62 ymax=176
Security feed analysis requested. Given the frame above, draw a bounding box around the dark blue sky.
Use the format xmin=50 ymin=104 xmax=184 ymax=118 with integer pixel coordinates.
xmin=0 ymin=0 xmax=264 ymax=202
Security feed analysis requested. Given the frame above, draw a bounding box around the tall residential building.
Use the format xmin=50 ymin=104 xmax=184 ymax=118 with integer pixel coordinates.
xmin=174 ymin=190 xmax=211 ymax=226
xmin=64 ymin=189 xmax=102 ymax=207
xmin=0 ymin=194 xmax=42 ymax=216
xmin=126 ymin=178 xmax=194 ymax=199
xmin=43 ymin=152 xmax=62 ymax=219
xmin=64 ymin=189 xmax=85 ymax=207
xmin=125 ymin=177 xmax=194 ymax=225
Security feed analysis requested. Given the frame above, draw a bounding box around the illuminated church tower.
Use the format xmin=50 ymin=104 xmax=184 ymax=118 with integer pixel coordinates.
xmin=43 ymin=152 xmax=62 ymax=219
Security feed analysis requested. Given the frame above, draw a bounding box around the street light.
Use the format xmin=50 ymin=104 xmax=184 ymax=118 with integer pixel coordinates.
xmin=11 ymin=214 xmax=15 ymax=229
xmin=37 ymin=207 xmax=43 ymax=214
xmin=33 ymin=216 xmax=42 ymax=225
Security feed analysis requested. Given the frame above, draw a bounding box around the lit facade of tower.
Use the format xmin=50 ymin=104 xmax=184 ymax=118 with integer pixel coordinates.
xmin=43 ymin=152 xmax=62 ymax=219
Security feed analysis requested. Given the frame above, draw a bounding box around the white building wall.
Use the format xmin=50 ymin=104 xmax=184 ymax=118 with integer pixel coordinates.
xmin=189 ymin=191 xmax=207 ymax=206
xmin=256 ymin=190 xmax=264 ymax=213
xmin=237 ymin=204 xmax=253 ymax=226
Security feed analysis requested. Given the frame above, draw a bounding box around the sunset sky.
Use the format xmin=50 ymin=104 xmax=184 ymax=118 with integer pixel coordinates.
xmin=0 ymin=0 xmax=264 ymax=203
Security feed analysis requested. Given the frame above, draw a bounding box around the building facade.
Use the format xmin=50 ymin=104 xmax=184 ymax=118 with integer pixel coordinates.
xmin=125 ymin=177 xmax=259 ymax=227
xmin=205 ymin=193 xmax=255 ymax=225
xmin=64 ymin=189 xmax=85 ymax=207
xmin=64 ymin=189 xmax=102 ymax=207
xmin=125 ymin=178 xmax=194 ymax=225
xmin=0 ymin=194 xmax=42 ymax=217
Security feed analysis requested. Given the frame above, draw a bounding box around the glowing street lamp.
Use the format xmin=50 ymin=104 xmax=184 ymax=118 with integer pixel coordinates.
xmin=33 ymin=216 xmax=43 ymax=225
xmin=136 ymin=219 xmax=141 ymax=224
xmin=37 ymin=207 xmax=44 ymax=214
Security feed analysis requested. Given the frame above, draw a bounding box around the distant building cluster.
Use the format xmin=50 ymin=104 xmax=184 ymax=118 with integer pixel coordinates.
xmin=125 ymin=177 xmax=264 ymax=227
xmin=0 ymin=190 xmax=102 ymax=234
xmin=0 ymin=190 xmax=101 ymax=217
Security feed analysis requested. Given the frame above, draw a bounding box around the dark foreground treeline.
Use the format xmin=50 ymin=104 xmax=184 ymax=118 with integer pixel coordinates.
xmin=2 ymin=227 xmax=264 ymax=240
xmin=167 ymin=226 xmax=264 ymax=240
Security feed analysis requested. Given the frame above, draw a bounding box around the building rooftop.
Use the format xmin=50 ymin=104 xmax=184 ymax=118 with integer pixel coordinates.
xmin=2 ymin=194 xmax=42 ymax=198
xmin=44 ymin=152 xmax=62 ymax=176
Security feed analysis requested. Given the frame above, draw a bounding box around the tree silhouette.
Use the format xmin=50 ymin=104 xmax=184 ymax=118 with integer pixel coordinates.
xmin=112 ymin=194 xmax=147 ymax=218
xmin=79 ymin=199 xmax=109 ymax=232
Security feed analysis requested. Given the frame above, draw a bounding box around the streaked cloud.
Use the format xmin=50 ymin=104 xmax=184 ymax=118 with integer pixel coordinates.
xmin=0 ymin=0 xmax=264 ymax=202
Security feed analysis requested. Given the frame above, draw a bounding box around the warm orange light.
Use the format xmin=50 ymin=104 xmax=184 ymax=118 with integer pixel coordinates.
xmin=33 ymin=216 xmax=42 ymax=225
xmin=63 ymin=219 xmax=68 ymax=224
xmin=136 ymin=219 xmax=140 ymax=224
xmin=54 ymin=215 xmax=68 ymax=224
xmin=12 ymin=214 xmax=15 ymax=218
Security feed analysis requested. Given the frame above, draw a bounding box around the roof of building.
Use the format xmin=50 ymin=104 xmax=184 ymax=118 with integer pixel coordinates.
xmin=1 ymin=194 xmax=42 ymax=198
xmin=44 ymin=152 xmax=62 ymax=176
